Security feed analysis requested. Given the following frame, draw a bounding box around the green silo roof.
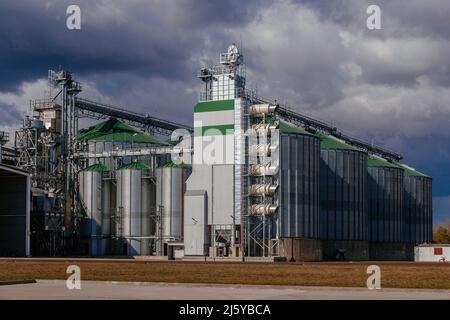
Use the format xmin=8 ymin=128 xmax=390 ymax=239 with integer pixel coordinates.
xmin=279 ymin=120 xmax=314 ymax=136
xmin=397 ymin=163 xmax=430 ymax=178
xmin=316 ymin=132 xmax=359 ymax=151
xmin=165 ymin=138 xmax=179 ymax=146
xmin=83 ymin=163 xmax=109 ymax=172
xmin=118 ymin=162 xmax=150 ymax=170
xmin=367 ymin=155 xmax=403 ymax=169
xmin=161 ymin=161 xmax=192 ymax=169
xmin=77 ymin=118 xmax=168 ymax=145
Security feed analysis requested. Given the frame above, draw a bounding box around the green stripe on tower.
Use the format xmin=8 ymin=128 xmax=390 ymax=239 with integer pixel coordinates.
xmin=194 ymin=100 xmax=235 ymax=113
xmin=194 ymin=124 xmax=234 ymax=136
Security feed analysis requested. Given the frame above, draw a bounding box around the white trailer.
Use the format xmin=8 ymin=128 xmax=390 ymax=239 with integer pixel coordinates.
xmin=414 ymin=245 xmax=450 ymax=262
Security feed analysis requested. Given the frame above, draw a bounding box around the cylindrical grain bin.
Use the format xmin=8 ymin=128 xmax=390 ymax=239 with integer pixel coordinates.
xmin=101 ymin=176 xmax=115 ymax=255
xmin=400 ymin=164 xmax=432 ymax=245
xmin=79 ymin=163 xmax=112 ymax=256
xmin=116 ymin=162 xmax=155 ymax=256
xmin=367 ymin=155 xmax=405 ymax=260
xmin=155 ymin=162 xmax=191 ymax=255
xmin=277 ymin=121 xmax=321 ymax=261
xmin=318 ymin=133 xmax=369 ymax=260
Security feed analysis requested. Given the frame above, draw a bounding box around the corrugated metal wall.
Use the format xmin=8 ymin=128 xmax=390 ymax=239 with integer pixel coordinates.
xmin=156 ymin=166 xmax=191 ymax=241
xmin=279 ymin=133 xmax=320 ymax=238
xmin=320 ymin=150 xmax=368 ymax=241
xmin=0 ymin=173 xmax=28 ymax=256
xmin=404 ymin=176 xmax=433 ymax=244
xmin=368 ymin=166 xmax=404 ymax=242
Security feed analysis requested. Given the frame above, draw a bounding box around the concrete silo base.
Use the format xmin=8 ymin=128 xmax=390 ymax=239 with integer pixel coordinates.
xmin=279 ymin=238 xmax=322 ymax=262
xmin=369 ymin=242 xmax=415 ymax=261
xmin=322 ymin=240 xmax=369 ymax=261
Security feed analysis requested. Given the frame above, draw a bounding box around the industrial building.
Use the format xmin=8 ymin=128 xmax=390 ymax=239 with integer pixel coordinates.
xmin=0 ymin=44 xmax=433 ymax=260
xmin=0 ymin=164 xmax=30 ymax=256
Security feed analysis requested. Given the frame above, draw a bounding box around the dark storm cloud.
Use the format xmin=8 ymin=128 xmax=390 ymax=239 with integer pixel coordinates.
xmin=1 ymin=0 xmax=450 ymax=223
xmin=300 ymin=0 xmax=450 ymax=39
xmin=434 ymin=197 xmax=450 ymax=225
xmin=376 ymin=134 xmax=450 ymax=198
xmin=0 ymin=0 xmax=264 ymax=91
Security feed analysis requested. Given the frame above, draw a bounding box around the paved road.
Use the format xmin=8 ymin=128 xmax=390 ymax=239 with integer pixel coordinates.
xmin=1 ymin=280 xmax=450 ymax=300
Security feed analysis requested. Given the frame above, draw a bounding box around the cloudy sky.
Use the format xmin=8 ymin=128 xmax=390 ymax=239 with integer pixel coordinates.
xmin=0 ymin=0 xmax=449 ymax=225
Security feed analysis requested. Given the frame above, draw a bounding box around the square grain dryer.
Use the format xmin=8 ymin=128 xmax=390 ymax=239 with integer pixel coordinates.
xmin=0 ymin=164 xmax=31 ymax=256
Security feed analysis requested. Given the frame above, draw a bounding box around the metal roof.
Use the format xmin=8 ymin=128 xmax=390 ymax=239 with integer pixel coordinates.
xmin=397 ymin=163 xmax=430 ymax=178
xmin=367 ymin=155 xmax=403 ymax=169
xmin=160 ymin=161 xmax=192 ymax=169
xmin=82 ymin=163 xmax=109 ymax=172
xmin=316 ymin=132 xmax=359 ymax=151
xmin=77 ymin=118 xmax=168 ymax=145
xmin=118 ymin=162 xmax=151 ymax=171
xmin=279 ymin=120 xmax=315 ymax=136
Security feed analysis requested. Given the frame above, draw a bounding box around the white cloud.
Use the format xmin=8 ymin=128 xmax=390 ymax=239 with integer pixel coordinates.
xmin=232 ymin=0 xmax=349 ymax=109
xmin=225 ymin=0 xmax=450 ymax=142
xmin=0 ymin=78 xmax=48 ymax=114
xmin=0 ymin=79 xmax=49 ymax=145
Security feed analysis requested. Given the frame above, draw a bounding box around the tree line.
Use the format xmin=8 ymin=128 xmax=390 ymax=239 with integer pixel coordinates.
xmin=433 ymin=222 xmax=450 ymax=244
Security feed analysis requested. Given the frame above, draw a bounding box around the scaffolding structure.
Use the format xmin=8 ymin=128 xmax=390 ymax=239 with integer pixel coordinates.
xmin=13 ymin=69 xmax=189 ymax=256
xmin=245 ymin=99 xmax=280 ymax=258
xmin=14 ymin=70 xmax=81 ymax=255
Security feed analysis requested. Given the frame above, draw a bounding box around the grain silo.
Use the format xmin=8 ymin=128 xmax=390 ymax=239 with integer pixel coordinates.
xmin=79 ymin=163 xmax=114 ymax=256
xmin=116 ymin=162 xmax=155 ymax=256
xmin=155 ymin=162 xmax=191 ymax=256
xmin=277 ymin=121 xmax=321 ymax=261
xmin=318 ymin=133 xmax=369 ymax=260
xmin=367 ymin=155 xmax=406 ymax=260
xmin=400 ymin=164 xmax=432 ymax=245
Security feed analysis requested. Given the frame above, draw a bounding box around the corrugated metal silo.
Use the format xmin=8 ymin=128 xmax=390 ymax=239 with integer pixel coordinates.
xmin=101 ymin=176 xmax=115 ymax=255
xmin=400 ymin=164 xmax=432 ymax=244
xmin=156 ymin=162 xmax=191 ymax=255
xmin=79 ymin=163 xmax=111 ymax=256
xmin=367 ymin=156 xmax=406 ymax=260
xmin=278 ymin=121 xmax=321 ymax=261
xmin=318 ymin=133 xmax=369 ymax=260
xmin=116 ymin=162 xmax=154 ymax=256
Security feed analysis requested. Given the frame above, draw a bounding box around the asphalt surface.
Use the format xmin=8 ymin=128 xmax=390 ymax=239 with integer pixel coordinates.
xmin=1 ymin=280 xmax=450 ymax=300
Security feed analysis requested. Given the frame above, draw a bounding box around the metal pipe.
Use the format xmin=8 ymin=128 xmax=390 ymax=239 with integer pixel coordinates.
xmin=250 ymin=204 xmax=278 ymax=216
xmin=251 ymin=123 xmax=278 ymax=135
xmin=249 ymin=143 xmax=278 ymax=157
xmin=249 ymin=184 xmax=279 ymax=196
xmin=249 ymin=103 xmax=278 ymax=117
xmin=249 ymin=163 xmax=279 ymax=176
